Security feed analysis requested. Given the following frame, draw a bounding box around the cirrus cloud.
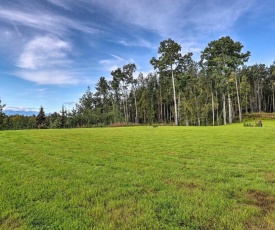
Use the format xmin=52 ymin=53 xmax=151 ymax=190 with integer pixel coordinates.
xmin=17 ymin=35 xmax=71 ymax=70
xmin=15 ymin=35 xmax=92 ymax=85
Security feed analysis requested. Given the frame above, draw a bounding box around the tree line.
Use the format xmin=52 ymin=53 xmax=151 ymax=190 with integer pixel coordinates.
xmin=1 ymin=36 xmax=275 ymax=130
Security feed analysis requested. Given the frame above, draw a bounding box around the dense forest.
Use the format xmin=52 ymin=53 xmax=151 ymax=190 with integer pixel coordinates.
xmin=1 ymin=36 xmax=275 ymax=130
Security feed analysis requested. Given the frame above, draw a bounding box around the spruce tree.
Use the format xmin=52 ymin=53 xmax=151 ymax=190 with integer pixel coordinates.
xmin=36 ymin=106 xmax=46 ymax=128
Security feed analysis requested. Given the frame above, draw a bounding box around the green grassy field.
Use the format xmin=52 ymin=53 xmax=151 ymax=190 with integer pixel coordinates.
xmin=0 ymin=122 xmax=275 ymax=229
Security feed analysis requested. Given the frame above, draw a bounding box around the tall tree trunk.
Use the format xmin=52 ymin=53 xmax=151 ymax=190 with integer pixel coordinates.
xmin=133 ymin=88 xmax=138 ymax=124
xmin=216 ymin=91 xmax=219 ymax=126
xmin=111 ymin=98 xmax=115 ymax=123
xmin=195 ymin=95 xmax=200 ymax=126
xmin=222 ymin=93 xmax=227 ymax=125
xmin=256 ymin=81 xmax=261 ymax=112
xmin=249 ymin=93 xmax=253 ymax=113
xmin=171 ymin=69 xmax=178 ymax=125
xmin=234 ymin=72 xmax=242 ymax=122
xmin=228 ymin=93 xmax=232 ymax=124
xmin=163 ymin=103 xmax=167 ymax=124
xmin=272 ymin=83 xmax=275 ymax=112
xmin=245 ymin=93 xmax=248 ymax=114
xmin=258 ymin=81 xmax=261 ymax=112
xmin=167 ymin=104 xmax=169 ymax=123
xmin=125 ymin=92 xmax=129 ymax=123
xmin=178 ymin=93 xmax=181 ymax=125
xmin=122 ymin=98 xmax=126 ymax=123
xmin=211 ymin=91 xmax=215 ymax=126
xmin=160 ymin=83 xmax=163 ymax=123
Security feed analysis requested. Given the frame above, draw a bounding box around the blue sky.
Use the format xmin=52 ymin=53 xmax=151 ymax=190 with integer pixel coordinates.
xmin=1 ymin=0 xmax=275 ymax=114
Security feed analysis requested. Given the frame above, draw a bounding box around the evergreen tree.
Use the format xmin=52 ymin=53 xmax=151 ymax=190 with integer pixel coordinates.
xmin=0 ymin=99 xmax=6 ymax=130
xmin=36 ymin=106 xmax=46 ymax=128
xmin=60 ymin=105 xmax=67 ymax=128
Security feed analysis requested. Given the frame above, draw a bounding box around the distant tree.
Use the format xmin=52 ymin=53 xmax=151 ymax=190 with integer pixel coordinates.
xmin=123 ymin=64 xmax=138 ymax=123
xmin=111 ymin=68 xmax=127 ymax=122
xmin=49 ymin=112 xmax=60 ymax=128
xmin=36 ymin=106 xmax=46 ymax=128
xmin=60 ymin=105 xmax=67 ymax=128
xmin=95 ymin=77 xmax=111 ymax=124
xmin=76 ymin=86 xmax=94 ymax=113
xmin=0 ymin=99 xmax=6 ymax=129
xmin=270 ymin=62 xmax=275 ymax=112
xmin=27 ymin=116 xmax=37 ymax=129
xmin=76 ymin=86 xmax=97 ymax=126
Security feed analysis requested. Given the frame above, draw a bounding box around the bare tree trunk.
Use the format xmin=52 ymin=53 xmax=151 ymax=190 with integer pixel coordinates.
xmin=121 ymin=82 xmax=128 ymax=123
xmin=111 ymin=98 xmax=115 ymax=124
xmin=122 ymin=98 xmax=126 ymax=123
xmin=234 ymin=72 xmax=242 ymax=122
xmin=258 ymin=81 xmax=261 ymax=112
xmin=250 ymin=93 xmax=253 ymax=113
xmin=125 ymin=92 xmax=129 ymax=123
xmin=163 ymin=103 xmax=167 ymax=123
xmin=272 ymin=83 xmax=275 ymax=112
xmin=245 ymin=93 xmax=248 ymax=114
xmin=166 ymin=104 xmax=169 ymax=123
xmin=228 ymin=93 xmax=232 ymax=124
xmin=223 ymin=94 xmax=227 ymax=125
xmin=160 ymin=84 xmax=163 ymax=123
xmin=178 ymin=93 xmax=181 ymax=125
xmin=211 ymin=91 xmax=215 ymax=126
xmin=195 ymin=95 xmax=200 ymax=126
xmin=133 ymin=88 xmax=138 ymax=124
xmin=169 ymin=105 xmax=173 ymax=123
xmin=171 ymin=69 xmax=178 ymax=125
xmin=216 ymin=91 xmax=219 ymax=126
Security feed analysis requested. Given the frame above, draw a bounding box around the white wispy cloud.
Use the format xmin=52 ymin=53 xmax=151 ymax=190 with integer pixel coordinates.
xmin=4 ymin=106 xmax=39 ymax=112
xmin=0 ymin=0 xmax=259 ymax=87
xmin=84 ymin=0 xmax=256 ymax=39
xmin=17 ymin=35 xmax=71 ymax=70
xmin=107 ymin=53 xmax=127 ymax=62
xmin=99 ymin=59 xmax=120 ymax=73
xmin=0 ymin=9 xmax=98 ymax=36
xmin=188 ymin=1 xmax=255 ymax=33
xmin=63 ymin=101 xmax=75 ymax=106
xmin=15 ymin=70 xmax=85 ymax=85
xmin=118 ymin=38 xmax=155 ymax=49
xmin=47 ymin=0 xmax=72 ymax=10
xmin=14 ymin=35 xmax=84 ymax=85
xmin=99 ymin=55 xmax=136 ymax=74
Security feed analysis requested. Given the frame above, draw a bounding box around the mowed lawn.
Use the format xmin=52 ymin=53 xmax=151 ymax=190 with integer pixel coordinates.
xmin=0 ymin=122 xmax=275 ymax=229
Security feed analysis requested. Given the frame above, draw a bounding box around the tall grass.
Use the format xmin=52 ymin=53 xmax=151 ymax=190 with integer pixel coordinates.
xmin=0 ymin=121 xmax=275 ymax=229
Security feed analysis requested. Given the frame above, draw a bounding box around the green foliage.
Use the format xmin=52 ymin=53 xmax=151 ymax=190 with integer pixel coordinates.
xmin=0 ymin=99 xmax=6 ymax=130
xmin=36 ymin=106 xmax=46 ymax=128
xmin=201 ymin=36 xmax=250 ymax=73
xmin=1 ymin=123 xmax=275 ymax=229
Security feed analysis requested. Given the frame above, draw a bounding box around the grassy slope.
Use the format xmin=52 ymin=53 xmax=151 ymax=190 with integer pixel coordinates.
xmin=0 ymin=122 xmax=275 ymax=229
